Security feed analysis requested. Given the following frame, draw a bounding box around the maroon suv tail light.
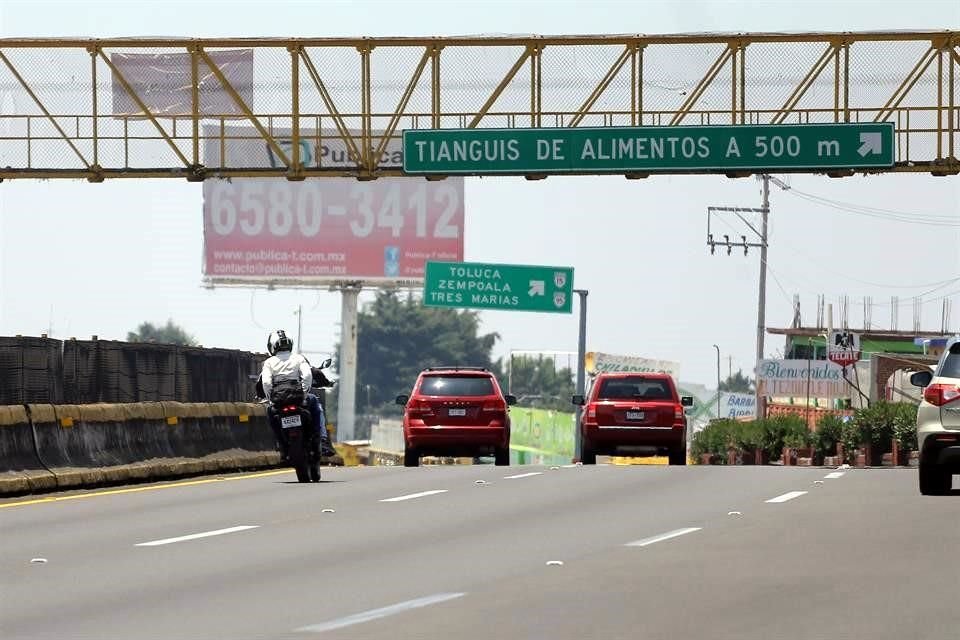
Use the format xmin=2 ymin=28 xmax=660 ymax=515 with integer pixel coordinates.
xmin=923 ymin=384 xmax=960 ymax=407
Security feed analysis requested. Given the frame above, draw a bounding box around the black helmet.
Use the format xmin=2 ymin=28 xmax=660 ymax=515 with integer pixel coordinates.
xmin=267 ymin=329 xmax=294 ymax=356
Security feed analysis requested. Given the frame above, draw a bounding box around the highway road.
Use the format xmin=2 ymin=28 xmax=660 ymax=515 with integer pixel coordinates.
xmin=2 ymin=463 xmax=958 ymax=639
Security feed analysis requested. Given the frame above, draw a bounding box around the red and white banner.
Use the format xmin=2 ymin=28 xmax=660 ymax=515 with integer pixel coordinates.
xmin=111 ymin=49 xmax=254 ymax=118
xmin=202 ymin=177 xmax=464 ymax=283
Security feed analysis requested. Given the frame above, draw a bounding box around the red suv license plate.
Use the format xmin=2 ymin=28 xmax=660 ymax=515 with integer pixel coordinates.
xmin=448 ymin=408 xmax=467 ymax=417
xmin=625 ymin=411 xmax=645 ymax=421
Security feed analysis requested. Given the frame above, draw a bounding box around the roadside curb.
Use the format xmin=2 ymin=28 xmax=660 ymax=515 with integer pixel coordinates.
xmin=0 ymin=451 xmax=282 ymax=497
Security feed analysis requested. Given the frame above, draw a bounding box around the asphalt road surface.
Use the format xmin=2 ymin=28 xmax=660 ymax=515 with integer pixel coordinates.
xmin=2 ymin=463 xmax=958 ymax=640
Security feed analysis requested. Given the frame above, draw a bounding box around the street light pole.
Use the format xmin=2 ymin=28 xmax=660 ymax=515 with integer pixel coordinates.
xmin=295 ymin=304 xmax=303 ymax=353
xmin=574 ymin=289 xmax=588 ymax=462
xmin=713 ymin=344 xmax=721 ymax=419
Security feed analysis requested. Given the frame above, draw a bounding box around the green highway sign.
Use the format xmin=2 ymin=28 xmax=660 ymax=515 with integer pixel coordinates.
xmin=424 ymin=261 xmax=574 ymax=313
xmin=402 ymin=123 xmax=895 ymax=174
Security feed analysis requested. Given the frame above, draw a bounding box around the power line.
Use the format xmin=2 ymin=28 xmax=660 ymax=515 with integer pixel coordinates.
xmin=785 ymin=188 xmax=960 ymax=227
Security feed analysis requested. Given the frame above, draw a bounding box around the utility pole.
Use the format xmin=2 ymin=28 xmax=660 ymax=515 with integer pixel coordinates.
xmin=756 ymin=174 xmax=770 ymax=419
xmin=706 ymin=173 xmax=787 ymax=421
xmin=713 ymin=344 xmax=721 ymax=419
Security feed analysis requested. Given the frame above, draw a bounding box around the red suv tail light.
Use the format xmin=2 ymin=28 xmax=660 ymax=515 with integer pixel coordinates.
xmin=409 ymin=400 xmax=435 ymax=417
xmin=482 ymin=400 xmax=506 ymax=413
xmin=674 ymin=405 xmax=684 ymax=420
xmin=584 ymin=404 xmax=597 ymax=424
xmin=923 ymin=384 xmax=960 ymax=407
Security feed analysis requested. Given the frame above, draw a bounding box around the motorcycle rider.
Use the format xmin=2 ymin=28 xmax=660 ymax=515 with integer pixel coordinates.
xmin=261 ymin=329 xmax=335 ymax=460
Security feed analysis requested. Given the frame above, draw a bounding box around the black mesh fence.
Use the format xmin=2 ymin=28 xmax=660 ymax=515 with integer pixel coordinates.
xmin=2 ymin=336 xmax=265 ymax=404
xmin=0 ymin=336 xmax=63 ymax=404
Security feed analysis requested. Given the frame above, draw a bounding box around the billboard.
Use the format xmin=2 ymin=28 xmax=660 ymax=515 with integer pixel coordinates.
xmin=202 ymin=126 xmax=464 ymax=284
xmin=584 ymin=351 xmax=681 ymax=378
xmin=111 ymin=50 xmax=254 ymax=118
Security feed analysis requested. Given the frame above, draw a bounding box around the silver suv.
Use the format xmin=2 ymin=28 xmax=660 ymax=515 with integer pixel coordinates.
xmin=910 ymin=336 xmax=960 ymax=495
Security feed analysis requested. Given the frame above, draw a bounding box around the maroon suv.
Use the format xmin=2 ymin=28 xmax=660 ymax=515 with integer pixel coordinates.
xmin=573 ymin=372 xmax=693 ymax=465
xmin=396 ymin=367 xmax=516 ymax=467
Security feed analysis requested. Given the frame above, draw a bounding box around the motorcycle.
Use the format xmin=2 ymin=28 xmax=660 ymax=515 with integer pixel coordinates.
xmin=254 ymin=357 xmax=337 ymax=483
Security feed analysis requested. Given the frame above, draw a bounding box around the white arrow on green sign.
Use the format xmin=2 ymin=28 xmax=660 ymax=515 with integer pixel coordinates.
xmin=424 ymin=260 xmax=574 ymax=313
xmin=402 ymin=123 xmax=895 ymax=174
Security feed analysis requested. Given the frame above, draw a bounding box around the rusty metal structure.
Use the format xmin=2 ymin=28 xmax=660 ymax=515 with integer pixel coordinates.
xmin=0 ymin=31 xmax=957 ymax=181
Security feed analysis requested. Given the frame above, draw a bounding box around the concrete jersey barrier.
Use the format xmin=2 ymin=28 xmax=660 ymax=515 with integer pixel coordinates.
xmin=0 ymin=402 xmax=278 ymax=496
xmin=0 ymin=405 xmax=56 ymax=493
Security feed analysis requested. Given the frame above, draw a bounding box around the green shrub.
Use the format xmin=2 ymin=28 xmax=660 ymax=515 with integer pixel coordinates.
xmin=852 ymin=401 xmax=897 ymax=446
xmin=692 ymin=419 xmax=740 ymax=463
xmin=780 ymin=415 xmax=814 ymax=449
xmin=734 ymin=419 xmax=765 ymax=451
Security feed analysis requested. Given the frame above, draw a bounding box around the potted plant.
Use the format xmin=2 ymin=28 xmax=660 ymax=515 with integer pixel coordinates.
xmin=736 ymin=420 xmax=767 ymax=465
xmin=691 ymin=421 xmax=719 ymax=464
xmin=840 ymin=414 xmax=867 ymax=466
xmin=781 ymin=416 xmax=814 ymax=465
xmin=892 ymin=402 xmax=919 ymax=466
xmin=815 ymin=414 xmax=845 ymax=466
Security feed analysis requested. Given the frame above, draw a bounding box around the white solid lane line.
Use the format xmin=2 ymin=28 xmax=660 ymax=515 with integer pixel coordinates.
xmin=504 ymin=472 xmax=543 ymax=479
xmin=824 ymin=471 xmax=846 ymax=479
xmin=295 ymin=592 xmax=466 ymax=633
xmin=380 ymin=490 xmax=448 ymax=503
xmin=765 ymin=491 xmax=808 ymax=503
xmin=625 ymin=527 xmax=702 ymax=547
xmin=135 ymin=525 xmax=259 ymax=547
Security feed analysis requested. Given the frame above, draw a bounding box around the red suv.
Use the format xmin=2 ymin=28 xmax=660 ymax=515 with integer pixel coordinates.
xmin=396 ymin=367 xmax=516 ymax=467
xmin=573 ymin=372 xmax=693 ymax=465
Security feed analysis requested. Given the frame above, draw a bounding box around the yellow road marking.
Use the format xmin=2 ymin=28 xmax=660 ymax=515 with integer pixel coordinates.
xmin=610 ymin=456 xmax=668 ymax=466
xmin=0 ymin=469 xmax=292 ymax=509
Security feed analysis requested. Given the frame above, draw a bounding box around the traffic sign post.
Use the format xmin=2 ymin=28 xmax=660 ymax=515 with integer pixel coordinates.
xmin=403 ymin=123 xmax=895 ymax=175
xmin=423 ymin=261 xmax=574 ymax=313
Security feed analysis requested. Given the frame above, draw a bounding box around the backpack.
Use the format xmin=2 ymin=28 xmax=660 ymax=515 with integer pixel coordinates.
xmin=270 ymin=376 xmax=305 ymax=406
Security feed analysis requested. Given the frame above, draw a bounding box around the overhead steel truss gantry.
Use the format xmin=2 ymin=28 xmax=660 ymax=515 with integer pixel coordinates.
xmin=0 ymin=31 xmax=957 ymax=181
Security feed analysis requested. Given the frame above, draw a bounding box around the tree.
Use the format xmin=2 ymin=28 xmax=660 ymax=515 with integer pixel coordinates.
xmin=719 ymin=369 xmax=754 ymax=393
xmin=127 ymin=320 xmax=197 ymax=346
xmin=348 ymin=291 xmax=501 ymax=414
xmin=507 ymin=355 xmax=575 ymax=411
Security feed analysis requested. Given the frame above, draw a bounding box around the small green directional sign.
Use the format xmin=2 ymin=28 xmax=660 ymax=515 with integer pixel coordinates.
xmin=424 ymin=261 xmax=574 ymax=314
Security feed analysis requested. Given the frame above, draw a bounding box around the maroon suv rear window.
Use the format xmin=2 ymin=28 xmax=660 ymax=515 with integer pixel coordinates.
xmin=420 ymin=375 xmax=495 ymax=397
xmin=596 ymin=377 xmax=672 ymax=401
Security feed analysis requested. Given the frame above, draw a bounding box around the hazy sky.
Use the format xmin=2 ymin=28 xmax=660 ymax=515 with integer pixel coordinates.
xmin=1 ymin=0 xmax=958 ymax=389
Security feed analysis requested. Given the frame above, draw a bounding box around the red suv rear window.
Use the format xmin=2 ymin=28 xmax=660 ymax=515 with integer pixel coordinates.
xmin=596 ymin=376 xmax=673 ymax=401
xmin=419 ymin=375 xmax=495 ymax=397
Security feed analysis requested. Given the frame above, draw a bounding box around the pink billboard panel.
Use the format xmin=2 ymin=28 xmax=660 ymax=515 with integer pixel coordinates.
xmin=203 ymin=177 xmax=464 ymax=283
